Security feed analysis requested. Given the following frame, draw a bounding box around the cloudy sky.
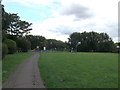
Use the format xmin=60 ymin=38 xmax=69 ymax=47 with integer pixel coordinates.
xmin=2 ymin=0 xmax=119 ymax=42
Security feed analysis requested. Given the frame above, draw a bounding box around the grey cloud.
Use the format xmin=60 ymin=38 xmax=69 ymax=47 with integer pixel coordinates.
xmin=49 ymin=25 xmax=79 ymax=35
xmin=94 ymin=23 xmax=118 ymax=42
xmin=49 ymin=23 xmax=97 ymax=35
xmin=106 ymin=23 xmax=118 ymax=38
xmin=60 ymin=4 xmax=92 ymax=20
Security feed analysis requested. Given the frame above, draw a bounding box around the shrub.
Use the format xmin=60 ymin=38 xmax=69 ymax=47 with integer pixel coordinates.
xmin=2 ymin=43 xmax=8 ymax=59
xmin=4 ymin=39 xmax=17 ymax=54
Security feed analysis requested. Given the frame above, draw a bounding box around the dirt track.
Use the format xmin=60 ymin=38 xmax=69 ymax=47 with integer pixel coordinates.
xmin=3 ymin=53 xmax=46 ymax=88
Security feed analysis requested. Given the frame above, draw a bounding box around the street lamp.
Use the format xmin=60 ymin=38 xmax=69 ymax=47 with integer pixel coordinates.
xmin=76 ymin=42 xmax=81 ymax=52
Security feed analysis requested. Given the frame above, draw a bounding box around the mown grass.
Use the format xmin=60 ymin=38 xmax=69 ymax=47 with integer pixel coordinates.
xmin=38 ymin=52 xmax=118 ymax=88
xmin=2 ymin=52 xmax=33 ymax=82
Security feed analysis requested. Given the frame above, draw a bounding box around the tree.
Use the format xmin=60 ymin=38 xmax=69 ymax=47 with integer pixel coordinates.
xmin=46 ymin=39 xmax=68 ymax=51
xmin=68 ymin=32 xmax=80 ymax=51
xmin=68 ymin=31 xmax=115 ymax=52
xmin=2 ymin=5 xmax=32 ymax=36
xmin=25 ymin=35 xmax=46 ymax=50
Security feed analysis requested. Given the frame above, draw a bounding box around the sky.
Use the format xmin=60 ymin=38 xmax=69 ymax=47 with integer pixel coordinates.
xmin=2 ymin=0 xmax=119 ymax=42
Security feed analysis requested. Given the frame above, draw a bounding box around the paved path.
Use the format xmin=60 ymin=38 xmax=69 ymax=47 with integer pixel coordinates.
xmin=3 ymin=53 xmax=46 ymax=88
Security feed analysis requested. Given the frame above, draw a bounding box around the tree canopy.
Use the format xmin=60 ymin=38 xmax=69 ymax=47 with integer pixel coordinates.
xmin=2 ymin=5 xmax=32 ymax=36
xmin=25 ymin=35 xmax=46 ymax=50
xmin=46 ymin=39 xmax=68 ymax=51
xmin=68 ymin=31 xmax=115 ymax=52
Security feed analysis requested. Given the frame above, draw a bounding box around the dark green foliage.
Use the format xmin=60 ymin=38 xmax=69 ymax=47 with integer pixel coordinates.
xmin=17 ymin=37 xmax=31 ymax=52
xmin=7 ymin=35 xmax=18 ymax=42
xmin=5 ymin=35 xmax=31 ymax=52
xmin=4 ymin=39 xmax=17 ymax=54
xmin=68 ymin=31 xmax=116 ymax=52
xmin=2 ymin=43 xmax=8 ymax=59
xmin=46 ymin=39 xmax=68 ymax=51
xmin=114 ymin=42 xmax=120 ymax=53
xmin=25 ymin=35 xmax=69 ymax=51
xmin=25 ymin=35 xmax=46 ymax=50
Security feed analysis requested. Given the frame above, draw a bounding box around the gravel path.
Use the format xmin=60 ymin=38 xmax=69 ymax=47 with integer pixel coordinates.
xmin=3 ymin=53 xmax=46 ymax=88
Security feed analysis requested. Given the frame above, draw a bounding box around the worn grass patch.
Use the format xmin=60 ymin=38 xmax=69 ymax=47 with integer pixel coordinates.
xmin=2 ymin=52 xmax=33 ymax=82
xmin=38 ymin=52 xmax=118 ymax=88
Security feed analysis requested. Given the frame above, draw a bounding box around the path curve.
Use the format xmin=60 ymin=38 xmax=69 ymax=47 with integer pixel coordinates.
xmin=3 ymin=53 xmax=46 ymax=88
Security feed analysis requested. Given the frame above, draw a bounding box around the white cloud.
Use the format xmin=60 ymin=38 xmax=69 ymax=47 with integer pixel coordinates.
xmin=39 ymin=12 xmax=47 ymax=18
xmin=31 ymin=14 xmax=118 ymax=42
xmin=31 ymin=22 xmax=69 ymax=42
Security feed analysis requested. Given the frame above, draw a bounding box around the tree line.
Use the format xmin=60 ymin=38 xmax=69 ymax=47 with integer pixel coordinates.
xmin=1 ymin=3 xmax=120 ymax=59
xmin=68 ymin=32 xmax=120 ymax=52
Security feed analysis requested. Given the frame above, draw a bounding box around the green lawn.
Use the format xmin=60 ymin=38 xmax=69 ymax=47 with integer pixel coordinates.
xmin=38 ymin=52 xmax=118 ymax=88
xmin=2 ymin=52 xmax=33 ymax=82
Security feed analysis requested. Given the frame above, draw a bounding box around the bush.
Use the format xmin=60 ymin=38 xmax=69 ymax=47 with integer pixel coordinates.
xmin=2 ymin=43 xmax=8 ymax=59
xmin=4 ymin=39 xmax=17 ymax=54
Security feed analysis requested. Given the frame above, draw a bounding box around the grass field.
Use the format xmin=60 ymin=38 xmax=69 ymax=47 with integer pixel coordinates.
xmin=2 ymin=52 xmax=33 ymax=82
xmin=38 ymin=52 xmax=118 ymax=88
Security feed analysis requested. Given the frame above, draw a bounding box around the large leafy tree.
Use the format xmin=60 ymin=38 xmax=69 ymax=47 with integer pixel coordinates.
xmin=68 ymin=31 xmax=115 ymax=52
